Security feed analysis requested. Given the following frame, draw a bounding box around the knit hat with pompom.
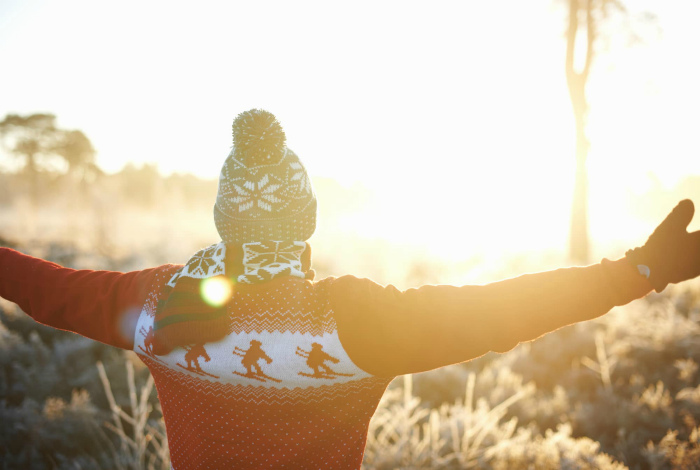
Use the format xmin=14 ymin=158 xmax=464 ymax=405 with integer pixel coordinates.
xmin=214 ymin=109 xmax=316 ymax=243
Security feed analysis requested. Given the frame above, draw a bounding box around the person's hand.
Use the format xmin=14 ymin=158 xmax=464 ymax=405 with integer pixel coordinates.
xmin=626 ymin=199 xmax=700 ymax=292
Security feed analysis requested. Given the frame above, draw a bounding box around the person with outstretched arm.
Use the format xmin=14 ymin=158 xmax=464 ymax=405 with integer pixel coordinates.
xmin=1 ymin=109 xmax=699 ymax=469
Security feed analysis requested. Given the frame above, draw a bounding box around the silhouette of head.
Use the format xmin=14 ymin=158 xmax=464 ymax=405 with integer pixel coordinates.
xmin=214 ymin=109 xmax=317 ymax=243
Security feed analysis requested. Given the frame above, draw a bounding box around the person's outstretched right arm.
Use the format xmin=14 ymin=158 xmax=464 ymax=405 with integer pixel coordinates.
xmin=0 ymin=248 xmax=168 ymax=350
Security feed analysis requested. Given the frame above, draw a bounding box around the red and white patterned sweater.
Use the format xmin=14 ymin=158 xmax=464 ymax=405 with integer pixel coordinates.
xmin=0 ymin=248 xmax=652 ymax=469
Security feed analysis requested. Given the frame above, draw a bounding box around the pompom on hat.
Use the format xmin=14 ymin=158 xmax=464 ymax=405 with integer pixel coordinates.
xmin=214 ymin=109 xmax=317 ymax=243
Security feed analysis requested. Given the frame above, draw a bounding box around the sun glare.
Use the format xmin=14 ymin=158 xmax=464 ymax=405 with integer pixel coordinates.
xmin=2 ymin=1 xmax=698 ymax=266
xmin=200 ymin=276 xmax=234 ymax=308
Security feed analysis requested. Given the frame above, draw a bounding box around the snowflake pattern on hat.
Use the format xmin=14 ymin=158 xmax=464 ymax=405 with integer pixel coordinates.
xmin=228 ymin=174 xmax=284 ymax=214
xmin=289 ymin=161 xmax=313 ymax=195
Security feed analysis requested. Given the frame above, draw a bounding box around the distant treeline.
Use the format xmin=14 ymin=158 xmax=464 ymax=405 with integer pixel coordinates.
xmin=0 ymin=165 xmax=217 ymax=210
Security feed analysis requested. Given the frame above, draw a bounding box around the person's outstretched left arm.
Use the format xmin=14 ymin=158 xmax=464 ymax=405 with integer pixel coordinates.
xmin=331 ymin=200 xmax=700 ymax=377
xmin=0 ymin=248 xmax=168 ymax=349
xmin=330 ymin=257 xmax=651 ymax=377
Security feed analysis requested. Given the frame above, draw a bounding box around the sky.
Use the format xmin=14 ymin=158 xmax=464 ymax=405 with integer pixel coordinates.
xmin=1 ymin=0 xmax=699 ymax=260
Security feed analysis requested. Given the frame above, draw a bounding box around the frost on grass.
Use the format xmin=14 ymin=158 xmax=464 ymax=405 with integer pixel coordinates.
xmin=362 ymin=373 xmax=625 ymax=470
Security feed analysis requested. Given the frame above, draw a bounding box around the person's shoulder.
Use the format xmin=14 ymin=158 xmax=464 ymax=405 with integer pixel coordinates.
xmin=319 ymin=274 xmax=385 ymax=286
xmin=120 ymin=263 xmax=183 ymax=279
xmin=322 ymin=275 xmax=401 ymax=303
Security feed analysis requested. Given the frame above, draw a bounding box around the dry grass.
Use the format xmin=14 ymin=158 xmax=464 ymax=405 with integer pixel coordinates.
xmin=96 ymin=361 xmax=169 ymax=470
xmin=363 ymin=373 xmax=536 ymax=468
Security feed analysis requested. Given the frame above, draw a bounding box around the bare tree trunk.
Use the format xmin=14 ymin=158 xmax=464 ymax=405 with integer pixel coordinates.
xmin=570 ymin=118 xmax=590 ymax=263
xmin=566 ymin=0 xmax=595 ymax=264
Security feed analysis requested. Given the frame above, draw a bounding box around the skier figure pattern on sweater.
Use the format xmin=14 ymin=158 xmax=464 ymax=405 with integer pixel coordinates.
xmin=135 ymin=297 xmax=371 ymax=388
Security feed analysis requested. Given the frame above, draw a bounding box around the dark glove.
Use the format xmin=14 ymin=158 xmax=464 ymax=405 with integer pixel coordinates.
xmin=626 ymin=199 xmax=700 ymax=292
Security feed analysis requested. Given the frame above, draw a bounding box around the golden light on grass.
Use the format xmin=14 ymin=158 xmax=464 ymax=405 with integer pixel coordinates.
xmin=200 ymin=276 xmax=234 ymax=307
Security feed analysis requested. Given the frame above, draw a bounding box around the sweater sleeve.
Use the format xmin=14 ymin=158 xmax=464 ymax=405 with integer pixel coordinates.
xmin=0 ymin=247 xmax=165 ymax=350
xmin=330 ymin=258 xmax=653 ymax=377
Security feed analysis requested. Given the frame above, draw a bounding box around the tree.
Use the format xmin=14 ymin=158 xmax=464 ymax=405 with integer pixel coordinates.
xmin=0 ymin=113 xmax=62 ymax=202
xmin=55 ymin=129 xmax=96 ymax=173
xmin=0 ymin=113 xmax=60 ymax=175
xmin=55 ymin=129 xmax=100 ymax=183
xmin=566 ymin=0 xmax=594 ymax=264
xmin=0 ymin=113 xmax=98 ymax=199
xmin=563 ymin=0 xmax=652 ymax=263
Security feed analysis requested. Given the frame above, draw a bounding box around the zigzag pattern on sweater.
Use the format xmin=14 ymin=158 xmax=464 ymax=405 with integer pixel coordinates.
xmin=142 ymin=355 xmax=389 ymax=405
xmin=225 ymin=282 xmax=335 ymax=334
xmin=227 ymin=312 xmax=336 ymax=336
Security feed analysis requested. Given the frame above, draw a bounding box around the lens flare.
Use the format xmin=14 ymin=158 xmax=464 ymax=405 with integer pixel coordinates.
xmin=200 ymin=276 xmax=234 ymax=307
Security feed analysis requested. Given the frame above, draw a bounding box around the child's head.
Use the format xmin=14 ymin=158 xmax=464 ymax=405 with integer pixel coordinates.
xmin=214 ymin=109 xmax=317 ymax=244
